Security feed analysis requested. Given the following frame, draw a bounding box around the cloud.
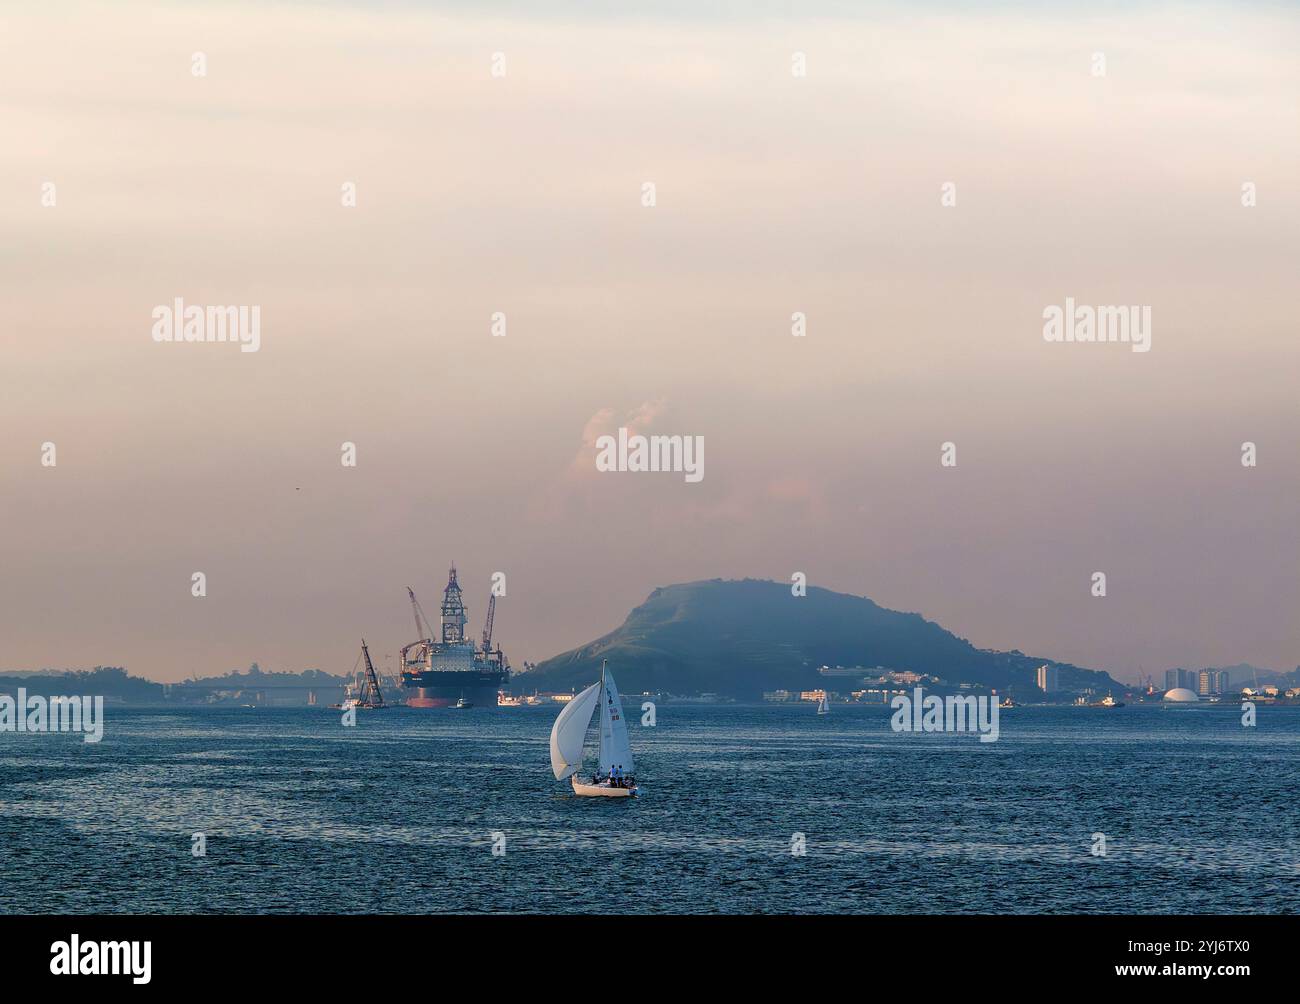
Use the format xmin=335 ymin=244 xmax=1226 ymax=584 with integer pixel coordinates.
xmin=528 ymin=399 xmax=670 ymax=521
xmin=566 ymin=399 xmax=667 ymax=478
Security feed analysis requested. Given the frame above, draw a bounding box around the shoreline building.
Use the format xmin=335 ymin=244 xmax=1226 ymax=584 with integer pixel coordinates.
xmin=1036 ymin=664 xmax=1059 ymax=694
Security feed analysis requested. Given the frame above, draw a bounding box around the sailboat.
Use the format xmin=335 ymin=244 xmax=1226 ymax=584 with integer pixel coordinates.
xmin=816 ymin=694 xmax=829 ymax=715
xmin=549 ymin=660 xmax=638 ymax=798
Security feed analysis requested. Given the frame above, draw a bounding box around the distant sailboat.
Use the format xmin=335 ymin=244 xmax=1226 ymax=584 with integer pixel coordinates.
xmin=549 ymin=660 xmax=638 ymax=798
xmin=817 ymin=695 xmax=830 ymax=715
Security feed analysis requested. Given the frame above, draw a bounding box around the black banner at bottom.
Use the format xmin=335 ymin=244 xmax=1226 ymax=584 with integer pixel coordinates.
xmin=0 ymin=914 xmax=1282 ymax=989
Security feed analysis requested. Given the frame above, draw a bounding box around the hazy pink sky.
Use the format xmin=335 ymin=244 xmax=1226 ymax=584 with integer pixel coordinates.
xmin=2 ymin=2 xmax=1297 ymax=683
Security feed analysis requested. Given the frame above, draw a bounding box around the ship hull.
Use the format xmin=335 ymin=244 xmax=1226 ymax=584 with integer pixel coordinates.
xmin=572 ymin=777 xmax=637 ymax=798
xmin=402 ymin=671 xmax=506 ymax=709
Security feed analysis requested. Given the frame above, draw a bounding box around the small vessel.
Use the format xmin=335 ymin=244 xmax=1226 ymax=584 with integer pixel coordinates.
xmin=330 ymin=640 xmax=386 ymax=709
xmin=1090 ymin=694 xmax=1124 ymax=709
xmin=816 ymin=695 xmax=830 ymax=715
xmin=549 ymin=660 xmax=638 ymax=798
xmin=998 ymin=696 xmax=1016 ymax=709
xmin=498 ymin=693 xmax=523 ymax=708
xmin=454 ymin=692 xmax=473 ymax=709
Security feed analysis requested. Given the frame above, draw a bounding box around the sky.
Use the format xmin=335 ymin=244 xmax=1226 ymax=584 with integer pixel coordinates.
xmin=1 ymin=1 xmax=1297 ymax=684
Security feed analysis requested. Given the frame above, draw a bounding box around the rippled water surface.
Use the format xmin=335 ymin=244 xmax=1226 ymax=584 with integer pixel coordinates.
xmin=1 ymin=704 xmax=1297 ymax=913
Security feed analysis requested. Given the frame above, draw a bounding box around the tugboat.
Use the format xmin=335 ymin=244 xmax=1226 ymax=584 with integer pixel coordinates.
xmin=1090 ymin=693 xmax=1125 ymax=709
xmin=454 ymin=692 xmax=473 ymax=710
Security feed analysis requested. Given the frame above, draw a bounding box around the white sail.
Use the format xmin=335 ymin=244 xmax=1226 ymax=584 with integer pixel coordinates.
xmin=549 ymin=682 xmax=601 ymax=780
xmin=597 ymin=667 xmax=635 ymax=777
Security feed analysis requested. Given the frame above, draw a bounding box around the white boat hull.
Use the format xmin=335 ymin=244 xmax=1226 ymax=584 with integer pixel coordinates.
xmin=571 ymin=777 xmax=637 ymax=798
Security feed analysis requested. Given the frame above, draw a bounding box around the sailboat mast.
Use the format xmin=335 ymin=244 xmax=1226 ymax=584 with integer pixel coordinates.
xmin=598 ymin=660 xmax=608 ymax=776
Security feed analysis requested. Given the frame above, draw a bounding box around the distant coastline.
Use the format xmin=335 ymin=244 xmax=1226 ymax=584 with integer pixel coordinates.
xmin=5 ymin=577 xmax=1294 ymax=709
xmin=0 ymin=665 xmax=349 ymax=707
xmin=4 ymin=662 xmax=1297 ymax=710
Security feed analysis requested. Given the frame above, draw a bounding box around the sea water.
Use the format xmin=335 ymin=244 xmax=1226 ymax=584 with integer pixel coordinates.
xmin=1 ymin=704 xmax=1296 ymax=914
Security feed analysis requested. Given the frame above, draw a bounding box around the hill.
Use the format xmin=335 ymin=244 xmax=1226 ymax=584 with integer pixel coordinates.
xmin=521 ymin=578 xmax=1120 ymax=699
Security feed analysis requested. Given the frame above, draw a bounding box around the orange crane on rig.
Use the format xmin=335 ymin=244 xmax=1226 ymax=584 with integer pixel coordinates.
xmin=399 ymin=586 xmax=436 ymax=672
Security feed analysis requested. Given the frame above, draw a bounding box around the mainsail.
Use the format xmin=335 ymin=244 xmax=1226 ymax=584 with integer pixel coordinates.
xmin=549 ymin=682 xmax=600 ymax=780
xmin=597 ymin=667 xmax=635 ymax=777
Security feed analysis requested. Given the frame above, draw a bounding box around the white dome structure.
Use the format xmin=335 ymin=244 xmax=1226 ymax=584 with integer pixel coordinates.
xmin=1163 ymin=687 xmax=1200 ymax=703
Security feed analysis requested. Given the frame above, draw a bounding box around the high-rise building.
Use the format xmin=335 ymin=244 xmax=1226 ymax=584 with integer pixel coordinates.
xmin=1215 ymin=670 xmax=1231 ymax=695
xmin=1197 ymin=670 xmax=1213 ymax=696
xmin=1164 ymin=669 xmax=1181 ymax=691
xmin=1036 ymin=664 xmax=1059 ymax=693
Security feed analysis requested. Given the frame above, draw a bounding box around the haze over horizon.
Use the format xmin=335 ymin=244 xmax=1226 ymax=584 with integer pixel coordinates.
xmin=2 ymin=1 xmax=1297 ymax=685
